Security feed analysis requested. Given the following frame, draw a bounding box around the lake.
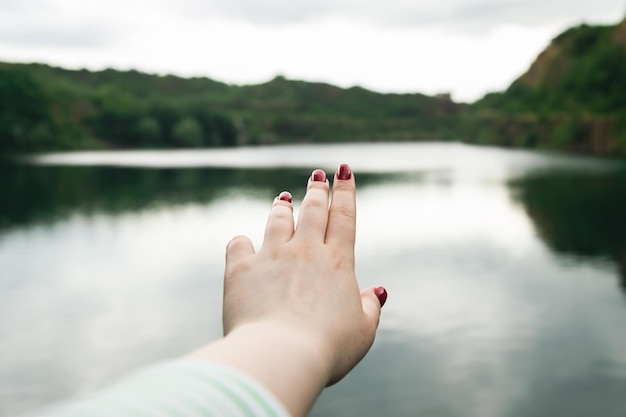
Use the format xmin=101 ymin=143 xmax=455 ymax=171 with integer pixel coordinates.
xmin=2 ymin=142 xmax=626 ymax=417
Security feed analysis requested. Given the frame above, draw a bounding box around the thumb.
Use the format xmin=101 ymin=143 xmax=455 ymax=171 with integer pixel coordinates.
xmin=360 ymin=286 xmax=387 ymax=329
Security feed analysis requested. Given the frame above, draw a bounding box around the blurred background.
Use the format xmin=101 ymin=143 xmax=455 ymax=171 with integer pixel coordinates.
xmin=2 ymin=1 xmax=626 ymax=416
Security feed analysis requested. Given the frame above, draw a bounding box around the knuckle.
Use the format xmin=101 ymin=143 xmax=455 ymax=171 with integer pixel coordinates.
xmin=308 ymin=180 xmax=329 ymax=189
xmin=271 ymin=206 xmax=293 ymax=220
xmin=273 ymin=200 xmax=293 ymax=210
xmin=335 ymin=204 xmax=356 ymax=221
xmin=228 ymin=257 xmax=253 ymax=275
xmin=302 ymin=196 xmax=327 ymax=210
xmin=305 ymin=185 xmax=329 ymax=201
xmin=332 ymin=250 xmax=354 ymax=270
xmin=285 ymin=241 xmax=315 ymax=262
xmin=294 ymin=242 xmax=314 ymax=259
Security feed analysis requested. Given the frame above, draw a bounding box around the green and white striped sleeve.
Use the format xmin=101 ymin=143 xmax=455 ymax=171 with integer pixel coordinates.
xmin=35 ymin=360 xmax=291 ymax=417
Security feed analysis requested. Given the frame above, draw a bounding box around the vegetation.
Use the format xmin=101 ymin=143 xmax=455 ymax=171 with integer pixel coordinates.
xmin=466 ymin=17 xmax=626 ymax=155
xmin=0 ymin=64 xmax=462 ymax=154
xmin=0 ymin=16 xmax=625 ymax=156
xmin=0 ymin=68 xmax=55 ymax=152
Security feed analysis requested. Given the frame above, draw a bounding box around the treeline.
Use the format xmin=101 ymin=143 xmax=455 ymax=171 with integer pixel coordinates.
xmin=0 ymin=68 xmax=54 ymax=152
xmin=0 ymin=63 xmax=462 ymax=154
xmin=0 ymin=65 xmax=238 ymax=153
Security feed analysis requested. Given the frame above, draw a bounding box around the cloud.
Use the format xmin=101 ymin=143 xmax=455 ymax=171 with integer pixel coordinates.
xmin=447 ymin=0 xmax=625 ymax=29
xmin=0 ymin=0 xmax=46 ymax=11
xmin=1 ymin=0 xmax=624 ymax=49
xmin=0 ymin=25 xmax=111 ymax=48
xmin=174 ymin=0 xmax=626 ymax=31
xmin=0 ymin=0 xmax=118 ymax=48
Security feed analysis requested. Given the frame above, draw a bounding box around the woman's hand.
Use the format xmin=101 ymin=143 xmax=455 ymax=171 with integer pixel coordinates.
xmin=188 ymin=165 xmax=386 ymax=417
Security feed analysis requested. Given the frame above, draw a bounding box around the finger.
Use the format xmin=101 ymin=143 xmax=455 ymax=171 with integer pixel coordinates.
xmin=262 ymin=191 xmax=295 ymax=248
xmin=225 ymin=235 xmax=255 ymax=266
xmin=294 ymin=169 xmax=330 ymax=242
xmin=326 ymin=164 xmax=356 ymax=252
xmin=361 ymin=286 xmax=385 ymax=331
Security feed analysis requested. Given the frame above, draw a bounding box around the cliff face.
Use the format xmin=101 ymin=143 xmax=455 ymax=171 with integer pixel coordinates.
xmin=612 ymin=16 xmax=626 ymax=46
xmin=514 ymin=17 xmax=626 ymax=113
xmin=518 ymin=41 xmax=564 ymax=89
xmin=519 ymin=16 xmax=626 ymax=86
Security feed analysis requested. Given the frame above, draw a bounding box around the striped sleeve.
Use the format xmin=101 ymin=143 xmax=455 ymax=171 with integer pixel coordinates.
xmin=34 ymin=360 xmax=291 ymax=417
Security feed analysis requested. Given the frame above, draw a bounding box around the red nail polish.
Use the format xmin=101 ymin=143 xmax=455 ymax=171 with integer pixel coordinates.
xmin=337 ymin=164 xmax=352 ymax=180
xmin=375 ymin=287 xmax=387 ymax=307
xmin=312 ymin=169 xmax=326 ymax=182
xmin=278 ymin=191 xmax=292 ymax=203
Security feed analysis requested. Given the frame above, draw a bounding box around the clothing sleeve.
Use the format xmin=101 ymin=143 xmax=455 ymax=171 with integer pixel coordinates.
xmin=33 ymin=360 xmax=291 ymax=417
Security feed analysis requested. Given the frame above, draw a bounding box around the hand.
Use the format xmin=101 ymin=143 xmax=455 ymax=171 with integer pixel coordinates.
xmin=188 ymin=164 xmax=387 ymax=417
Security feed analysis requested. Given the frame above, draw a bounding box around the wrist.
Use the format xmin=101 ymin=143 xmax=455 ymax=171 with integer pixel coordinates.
xmin=187 ymin=321 xmax=333 ymax=417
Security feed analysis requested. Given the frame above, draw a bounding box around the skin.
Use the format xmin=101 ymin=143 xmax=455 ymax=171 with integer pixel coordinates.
xmin=187 ymin=165 xmax=386 ymax=417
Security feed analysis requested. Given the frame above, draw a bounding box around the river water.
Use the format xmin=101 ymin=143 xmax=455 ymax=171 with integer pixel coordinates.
xmin=1 ymin=142 xmax=626 ymax=417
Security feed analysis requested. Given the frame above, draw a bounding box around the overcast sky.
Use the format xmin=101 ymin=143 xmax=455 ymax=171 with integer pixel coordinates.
xmin=0 ymin=0 xmax=624 ymax=101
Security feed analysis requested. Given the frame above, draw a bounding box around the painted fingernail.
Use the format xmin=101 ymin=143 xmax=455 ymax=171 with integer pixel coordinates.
xmin=311 ymin=169 xmax=326 ymax=182
xmin=337 ymin=163 xmax=352 ymax=180
xmin=374 ymin=287 xmax=388 ymax=307
xmin=278 ymin=191 xmax=292 ymax=203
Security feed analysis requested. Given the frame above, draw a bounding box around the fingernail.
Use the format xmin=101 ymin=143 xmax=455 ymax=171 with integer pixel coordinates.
xmin=311 ymin=169 xmax=326 ymax=182
xmin=278 ymin=191 xmax=292 ymax=203
xmin=374 ymin=287 xmax=388 ymax=307
xmin=337 ymin=163 xmax=352 ymax=180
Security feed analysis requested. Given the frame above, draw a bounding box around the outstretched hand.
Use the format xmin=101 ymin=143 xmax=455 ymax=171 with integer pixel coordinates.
xmin=188 ymin=165 xmax=386 ymax=417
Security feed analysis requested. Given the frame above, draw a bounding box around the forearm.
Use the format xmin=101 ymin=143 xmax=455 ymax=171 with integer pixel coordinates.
xmin=187 ymin=322 xmax=332 ymax=417
xmin=35 ymin=360 xmax=291 ymax=417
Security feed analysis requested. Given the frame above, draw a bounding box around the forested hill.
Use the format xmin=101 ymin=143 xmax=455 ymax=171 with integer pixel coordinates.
xmin=1 ymin=15 xmax=626 ymax=156
xmin=0 ymin=63 xmax=462 ymax=153
xmin=465 ymin=16 xmax=626 ymax=154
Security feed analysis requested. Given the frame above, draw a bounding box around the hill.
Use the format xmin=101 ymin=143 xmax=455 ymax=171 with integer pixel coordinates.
xmin=465 ymin=16 xmax=626 ymax=155
xmin=0 ymin=63 xmax=462 ymax=154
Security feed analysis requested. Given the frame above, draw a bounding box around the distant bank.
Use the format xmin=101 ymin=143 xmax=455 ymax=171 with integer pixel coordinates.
xmin=1 ymin=16 xmax=625 ymax=157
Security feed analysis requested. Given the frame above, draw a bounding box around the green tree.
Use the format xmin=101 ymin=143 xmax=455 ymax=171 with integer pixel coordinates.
xmin=213 ymin=115 xmax=238 ymax=146
xmin=87 ymin=90 xmax=137 ymax=144
xmin=551 ymin=117 xmax=579 ymax=147
xmin=0 ymin=68 xmax=53 ymax=152
xmin=173 ymin=117 xmax=203 ymax=147
xmin=136 ymin=116 xmax=162 ymax=145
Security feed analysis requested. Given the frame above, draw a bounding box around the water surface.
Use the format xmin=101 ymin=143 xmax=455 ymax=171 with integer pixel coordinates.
xmin=2 ymin=143 xmax=626 ymax=417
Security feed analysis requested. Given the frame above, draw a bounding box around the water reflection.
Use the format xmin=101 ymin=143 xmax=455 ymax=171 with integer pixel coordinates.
xmin=511 ymin=171 xmax=626 ymax=290
xmin=0 ymin=164 xmax=299 ymax=231
xmin=0 ymin=162 xmax=395 ymax=233
xmin=2 ymin=143 xmax=626 ymax=417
